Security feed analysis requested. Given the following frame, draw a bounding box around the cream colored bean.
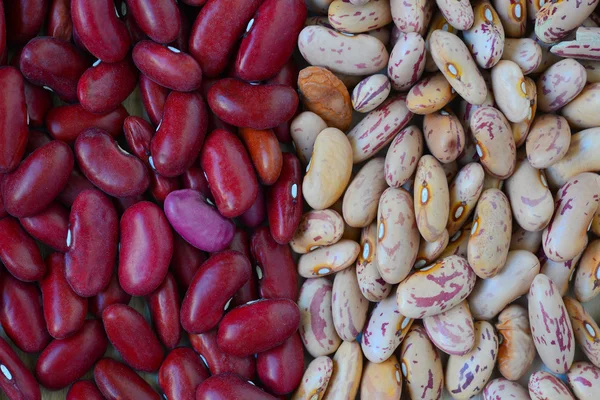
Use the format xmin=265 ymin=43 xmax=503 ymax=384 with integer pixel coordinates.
xmin=496 ymin=304 xmax=536 ymax=381
xmin=502 ymin=38 xmax=542 ymax=75
xmin=367 ymin=26 xmax=391 ymax=46
xmin=291 ymin=356 xmax=333 ymax=400
xmin=530 ymin=30 xmax=561 ymax=74
xmin=360 ymin=355 xmax=402 ymax=400
xmin=592 ymin=209 xmax=600 ymax=236
xmin=441 ymin=160 xmax=459 ymax=182
xmin=291 ymin=112 xmax=327 ymax=166
xmin=439 ymin=224 xmax=470 ymax=259
xmin=561 ymin=83 xmax=600 ymax=129
xmin=535 ymin=0 xmax=598 ymax=44
xmin=574 ymin=240 xmax=600 ymax=303
xmin=463 ymin=1 xmax=505 ymax=69
xmin=400 ymin=324 xmax=444 ymax=400
xmin=361 ymin=294 xmax=413 ymax=363
xmin=526 ymin=114 xmax=571 ymax=169
xmin=396 ymin=255 xmax=476 ymax=319
xmin=468 ymin=250 xmax=540 ymax=320
xmin=303 ymin=128 xmax=352 ymax=210
xmin=541 ymin=245 xmax=586 ymax=296
xmin=342 ymin=158 xmax=387 ymax=228
xmin=407 ymin=72 xmax=457 ymax=115
xmin=356 ymin=223 xmax=392 ymax=302
xmin=537 ymin=58 xmax=586 ymax=112
xmin=511 ymin=76 xmax=537 ymax=147
xmin=328 ymin=0 xmax=392 ymax=33
xmin=491 ymin=60 xmax=529 ymax=123
xmin=436 ymin=0 xmax=474 ymax=30
xmin=567 ymin=362 xmax=600 ymax=400
xmin=332 ymin=266 xmax=368 ymax=342
xmin=468 ymin=188 xmax=512 ymax=278
xmin=430 ymin=29 xmax=488 ymax=105
xmin=414 ymin=229 xmax=449 ymax=269
xmin=549 ymin=38 xmax=600 ymax=61
xmin=291 ymin=209 xmax=345 ymax=254
xmin=390 ymin=0 xmax=433 ymax=35
xmin=509 ymin=226 xmax=542 ymax=253
xmin=298 ymin=26 xmax=389 ymax=76
xmin=332 ymin=199 xmax=362 ymax=242
xmin=298 ymin=239 xmax=360 ymax=278
xmin=564 ymin=297 xmax=600 ymax=368
xmin=423 ymin=108 xmax=465 ymax=163
xmin=376 ymin=188 xmax=419 ymax=284
xmin=484 ymin=378 xmax=530 ymax=400
xmin=494 ymin=0 xmax=527 ymax=37
xmin=582 ymin=59 xmax=600 ymax=82
xmin=351 ymin=74 xmax=391 ymax=113
xmin=347 ymin=95 xmax=413 ymax=164
xmin=424 ymin=11 xmax=457 ymax=72
xmin=456 ymin=89 xmax=496 ymax=132
xmin=306 ymin=0 xmax=334 ymax=14
xmin=387 ymin=32 xmax=426 ymax=91
xmin=447 ymin=162 xmax=484 ymax=236
xmin=445 ymin=321 xmax=498 ymax=400
xmin=529 ymin=371 xmax=576 ymax=400
xmin=414 ymin=155 xmax=450 ymax=242
xmin=543 ymin=172 xmax=600 ymax=262
xmin=423 ymin=300 xmax=475 ymax=356
xmin=323 ymin=341 xmax=362 ymax=400
xmin=384 ymin=125 xmax=423 ymax=188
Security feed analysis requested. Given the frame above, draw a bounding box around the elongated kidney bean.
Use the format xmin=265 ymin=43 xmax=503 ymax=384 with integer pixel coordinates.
xmin=423 ymin=300 xmax=475 ymax=356
xmin=139 ymin=73 xmax=169 ymax=126
xmin=208 ymin=79 xmax=298 ymax=130
xmin=46 ymin=104 xmax=128 ymax=144
xmin=332 ymin=266 xmax=369 ymax=342
xmin=238 ymin=128 xmax=282 ymax=185
xmin=257 ymin=333 xmax=304 ymax=395
xmin=0 ymin=67 xmax=28 ymax=174
xmin=5 ymin=0 xmax=47 ymax=45
xmin=94 ymin=358 xmax=161 ymax=400
xmin=125 ymin=0 xmax=180 ymax=43
xmin=218 ymin=299 xmax=300 ymax=357
xmin=298 ymin=240 xmax=360 ymax=278
xmin=48 ymin=0 xmax=73 ymax=42
xmin=19 ymin=201 xmax=69 ymax=252
xmin=123 ymin=116 xmax=152 ymax=164
xmin=495 ymin=305 xmax=535 ymax=381
xmin=266 ymin=153 xmax=302 ymax=244
xmin=0 ymin=337 xmax=41 ymax=400
xmin=67 ymin=380 xmax=104 ymax=400
xmin=159 ymin=347 xmax=209 ymax=400
xmin=71 ymin=0 xmax=130 ymax=62
xmin=0 ymin=217 xmax=46 ymax=282
xmin=190 ymin=330 xmax=256 ymax=379
xmin=170 ymin=233 xmax=207 ymax=291
xmin=65 ymin=190 xmax=118 ymax=297
xmin=196 ymin=373 xmax=276 ymax=400
xmin=147 ymin=273 xmax=181 ymax=349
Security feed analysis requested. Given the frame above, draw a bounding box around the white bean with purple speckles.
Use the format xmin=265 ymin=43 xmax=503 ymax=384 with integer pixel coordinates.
xmin=567 ymin=361 xmax=600 ymax=400
xmin=356 ymin=222 xmax=392 ymax=302
xmin=332 ymin=266 xmax=369 ymax=342
xmin=484 ymin=378 xmax=529 ymax=400
xmin=328 ymin=0 xmax=392 ymax=34
xmin=423 ymin=300 xmax=475 ymax=356
xmin=351 ymin=74 xmax=391 ymax=113
xmin=436 ymin=0 xmax=474 ymax=30
xmin=462 ymin=0 xmax=505 ymax=69
xmin=387 ymin=32 xmax=426 ymax=91
xmin=384 ymin=125 xmax=423 ymax=188
xmin=536 ymin=58 xmax=586 ymax=112
xmin=342 ymin=158 xmax=387 ymax=228
xmin=291 ymin=356 xmax=333 ymax=400
xmin=447 ymin=162 xmax=484 ymax=236
xmin=528 ymin=371 xmax=575 ymax=400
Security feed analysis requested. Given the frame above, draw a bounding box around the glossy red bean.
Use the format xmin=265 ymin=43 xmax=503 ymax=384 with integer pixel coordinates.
xmin=57 ymin=167 xmax=96 ymax=207
xmin=266 ymin=153 xmax=303 ymax=245
xmin=273 ymin=115 xmax=295 ymax=143
xmin=5 ymin=0 xmax=47 ymax=45
xmin=181 ymin=251 xmax=251 ymax=334
xmin=267 ymin=59 xmax=299 ymax=89
xmin=102 ymin=304 xmax=165 ymax=372
xmin=3 ymin=141 xmax=74 ymax=218
xmin=147 ymin=273 xmax=181 ymax=349
xmin=40 ymin=253 xmax=88 ymax=339
xmin=133 ymin=40 xmax=202 ymax=91
xmin=0 ymin=67 xmax=28 ymax=174
xmin=94 ymin=358 xmax=161 ymax=400
xmin=196 ymin=373 xmax=276 ymax=400
xmin=151 ymin=171 xmax=181 ymax=205
xmin=0 ymin=271 xmax=50 ymax=352
xmin=239 ymin=186 xmax=266 ymax=229
xmin=239 ymin=128 xmax=283 ymax=185
xmin=226 ymin=230 xmax=259 ymax=307
xmin=217 ymin=298 xmax=301 ymax=357
xmin=25 ymin=129 xmax=52 ymax=153
xmin=0 ymin=337 xmax=41 ymax=400
xmin=0 ymin=217 xmax=46 ymax=282
xmin=89 ymin=272 xmax=131 ymax=318
xmin=24 ymin=83 xmax=53 ymax=129
xmin=46 ymin=104 xmax=128 ymax=144
xmin=19 ymin=37 xmax=88 ymax=102
xmin=159 ymin=347 xmax=210 ymax=400
xmin=65 ymin=189 xmax=119 ymax=297
xmin=66 ymin=380 xmax=104 ymax=400
xmin=208 ymin=79 xmax=298 ymax=130
xmin=77 ymin=57 xmax=139 ymax=113
xmin=71 ymin=0 xmax=131 ymax=62
xmin=113 ymin=194 xmax=146 ymax=215
xmin=182 ymin=160 xmax=212 ymax=199
xmin=20 ymin=202 xmax=69 ymax=253
xmin=125 ymin=0 xmax=180 ymax=44
xmin=190 ymin=330 xmax=256 ymax=379
xmin=48 ymin=0 xmax=73 ymax=42
xmin=140 ymin=73 xmax=169 ymax=126
xmin=123 ymin=115 xmax=153 ymax=164
xmin=76 ymin=128 xmax=150 ymax=198
xmin=123 ymin=6 xmax=148 ymax=44
xmin=171 ymin=233 xmax=208 ymax=291
xmin=257 ymin=332 xmax=304 ymax=395
xmin=151 ymin=91 xmax=208 ymax=177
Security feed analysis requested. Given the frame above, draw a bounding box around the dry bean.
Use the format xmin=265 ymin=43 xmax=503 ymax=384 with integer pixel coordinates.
xmin=511 ymin=77 xmax=537 ymax=147
xmin=384 ymin=125 xmax=423 ymax=188
xmin=390 ymin=0 xmax=433 ymax=36
xmin=387 ymin=32 xmax=426 ymax=91
xmin=414 ymin=230 xmax=449 ymax=269
xmin=351 ymin=74 xmax=391 ymax=113
xmin=290 ymin=112 xmax=327 ymax=166
xmin=331 ymin=266 xmax=368 ymax=342
xmin=567 ymin=361 xmax=600 ymax=400
xmin=356 ymin=223 xmax=392 ymax=302
xmin=561 ymin=83 xmax=600 ymax=129
xmin=540 ymin=247 xmax=585 ymax=296
xmin=529 ymin=371 xmax=575 ymax=400
xmin=328 ymin=0 xmax=392 ymax=33
xmin=574 ymin=240 xmax=600 ymax=303
xmin=291 ymin=356 xmax=333 ymax=400
xmin=291 ymin=209 xmax=345 ymax=254
xmin=502 ymin=38 xmax=542 ymax=75
xmin=423 ymin=108 xmax=465 ymax=163
xmin=535 ymin=0 xmax=599 ymax=44
xmin=564 ymin=297 xmax=600 ymax=368
xmin=342 ymin=158 xmax=387 ymax=228
xmin=423 ymin=300 xmax=475 ymax=356
xmin=407 ymin=72 xmax=457 ymax=115
xmin=436 ymin=0 xmax=474 ymax=30
xmin=536 ymin=58 xmax=586 ymax=112
xmin=298 ymin=239 xmax=360 ymax=278
xmin=447 ymin=162 xmax=484 ymax=236
xmin=484 ymin=378 xmax=530 ymax=400
xmin=491 ymin=60 xmax=529 ymax=123
xmin=462 ymin=0 xmax=506 ymax=69
xmin=414 ymin=155 xmax=450 ymax=242
xmin=360 ymin=355 xmax=402 ymax=400
xmin=495 ymin=304 xmax=536 ymax=381
xmin=526 ymin=114 xmax=571 ymax=169
xmin=322 ymin=341 xmax=362 ymax=400
xmin=510 ymin=226 xmax=543 ymax=253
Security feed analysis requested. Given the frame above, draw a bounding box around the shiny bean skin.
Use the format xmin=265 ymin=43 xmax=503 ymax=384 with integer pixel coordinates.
xmin=391 ymin=0 xmax=433 ymax=35
xmin=495 ymin=304 xmax=536 ymax=381
xmin=239 ymin=128 xmax=282 ymax=186
xmin=574 ymin=240 xmax=600 ymax=303
xmin=483 ymin=378 xmax=530 ymax=400
xmin=537 ymin=58 xmax=586 ymax=112
xmin=19 ymin=201 xmax=69 ymax=252
xmin=66 ymin=380 xmax=104 ymax=400
xmin=331 ymin=266 xmax=368 ymax=342
xmin=502 ymin=38 xmax=542 ymax=75
xmin=291 ymin=209 xmax=344 ymax=254
xmin=414 ymin=230 xmax=449 ymax=269
xmin=65 ymin=189 xmax=119 ymax=297
xmin=5 ymin=0 xmax=47 ymax=45
xmin=491 ymin=60 xmax=529 ymax=123
xmin=447 ymin=162 xmax=484 ymax=236
xmin=567 ymin=361 xmax=600 ymax=400
xmin=562 ymin=83 xmax=600 ymax=129
xmin=356 ymin=222 xmax=392 ymax=302
xmin=169 ymin=233 xmax=207 ymax=292
xmin=535 ymin=0 xmax=598 ymax=44
xmin=228 ymin=231 xmax=259 ymax=307
xmin=94 ymin=358 xmax=161 ymax=400
xmin=360 ymin=356 xmax=402 ymax=400
xmin=462 ymin=0 xmax=505 ymax=69
xmin=257 ymin=333 xmax=304 ymax=395
xmin=526 ymin=114 xmax=571 ymax=170
xmin=437 ymin=0 xmax=475 ymax=30
xmin=290 ymin=111 xmax=327 ymax=166
xmin=384 ymin=126 xmax=423 ymax=188
xmin=195 ymin=373 xmax=276 ymax=400
xmin=146 ymin=273 xmax=181 ymax=349
xmin=387 ymin=32 xmax=426 ymax=92
xmin=0 ymin=67 xmax=28 ymax=174
xmin=528 ymin=371 xmax=575 ymax=400
xmin=564 ymin=297 xmax=600 ymax=368
xmin=407 ymin=73 xmax=457 ymax=115
xmin=510 ymin=226 xmax=542 ymax=253
xmin=125 ymin=0 xmax=180 ymax=43
xmin=48 ymin=0 xmax=73 ymax=42
xmin=140 ymin=73 xmax=169 ymax=126
xmin=159 ymin=347 xmax=209 ymax=400
xmin=0 ymin=337 xmax=41 ymax=400
xmin=322 ymin=340 xmax=362 ymax=400
xmin=298 ymin=239 xmax=360 ymax=278
xmin=0 ymin=217 xmax=46 ymax=282
xmin=352 ymin=74 xmax=391 ymax=113
xmin=291 ymin=356 xmax=333 ymax=400
xmin=182 ymin=160 xmax=212 ymax=200
xmin=414 ymin=155 xmax=450 ymax=242
xmin=423 ymin=300 xmax=475 ymax=356
xmin=343 ymin=158 xmax=387 ymax=228
xmin=423 ymin=108 xmax=465 ymax=164
xmin=36 ymin=319 xmax=108 ymax=390
xmin=266 ymin=153 xmax=302 ymax=244
xmin=89 ymin=272 xmax=131 ymax=318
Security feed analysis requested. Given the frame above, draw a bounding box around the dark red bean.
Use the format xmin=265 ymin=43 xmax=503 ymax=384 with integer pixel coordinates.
xmin=113 ymin=194 xmax=146 ymax=215
xmin=181 ymin=251 xmax=251 ymax=334
xmin=266 ymin=153 xmax=303 ymax=245
xmin=0 ymin=4 xmax=5 ymax=60
xmin=77 ymin=57 xmax=139 ymax=114
xmin=46 ymin=104 xmax=128 ymax=144
xmin=40 ymin=253 xmax=88 ymax=339
xmin=239 ymin=186 xmax=266 ymax=229
xmin=140 ymin=73 xmax=169 ymax=126
xmin=256 ymin=333 xmax=304 ymax=395
xmin=181 ymin=159 xmax=212 ymax=200
xmin=5 ymin=0 xmax=48 ymax=45
xmin=20 ymin=201 xmax=69 ymax=252
xmin=123 ymin=6 xmax=148 ymax=44
xmin=0 ymin=67 xmax=28 ymax=174
xmin=66 ymin=380 xmax=104 ymax=400
xmin=171 ymin=2 xmax=192 ymax=52
xmin=190 ymin=330 xmax=256 ymax=380
xmin=0 ymin=217 xmax=46 ymax=282
xmin=3 ymin=141 xmax=74 ymax=218
xmin=150 ymin=171 xmax=180 ymax=205
xmin=75 ymin=128 xmax=150 ymax=198
xmin=181 ymin=0 xmax=207 ymax=6
xmin=159 ymin=347 xmax=210 ymax=400
xmin=200 ymin=129 xmax=259 ymax=218
xmin=125 ymin=0 xmax=180 ymax=44
xmin=89 ymin=272 xmax=131 ymax=318
xmin=147 ymin=273 xmax=181 ymax=349
xmin=239 ymin=128 xmax=283 ymax=185
xmin=170 ymin=233 xmax=208 ymax=292
xmin=273 ymin=115 xmax=295 ymax=143
xmin=123 ymin=115 xmax=153 ymax=164
xmin=217 ymin=299 xmax=300 ymax=357
xmin=133 ymin=40 xmax=202 ymax=91
xmin=48 ymin=0 xmax=72 ymax=42
xmin=25 ymin=129 xmax=52 ymax=154
xmin=227 ymin=229 xmax=259 ymax=307
xmin=0 ymin=271 xmax=50 ymax=353
xmin=208 ymin=79 xmax=298 ymax=130
xmin=266 ymin=59 xmax=299 ymax=89
xmin=94 ymin=358 xmax=161 ymax=400
xmin=71 ymin=0 xmax=131 ymax=62
xmin=195 ymin=373 xmax=276 ymax=400
xmin=19 ymin=37 xmax=89 ymax=102
xmin=65 ymin=189 xmax=118 ymax=297
xmin=24 ymin=83 xmax=53 ymax=128
xmin=56 ymin=167 xmax=95 ymax=207
xmin=0 ymin=178 xmax=6 ymax=219
xmin=0 ymin=337 xmax=41 ymax=400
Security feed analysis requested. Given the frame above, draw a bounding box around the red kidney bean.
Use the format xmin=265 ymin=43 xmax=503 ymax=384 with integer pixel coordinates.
xmin=77 ymin=57 xmax=139 ymax=114
xmin=226 ymin=229 xmax=259 ymax=306
xmin=200 ymin=129 xmax=259 ymax=218
xmin=171 ymin=3 xmax=192 ymax=52
xmin=125 ymin=0 xmax=180 ymax=44
xmin=273 ymin=117 xmax=294 ymax=144
xmin=251 ymin=227 xmax=298 ymax=301
xmin=0 ymin=67 xmax=28 ymax=174
xmin=140 ymin=73 xmax=169 ymax=126
xmin=239 ymin=187 xmax=266 ymax=229
xmin=89 ymin=272 xmax=131 ymax=318
xmin=181 ymin=251 xmax=251 ymax=334
xmin=151 ymin=91 xmax=208 ymax=177
xmin=266 ymin=59 xmax=299 ymax=89
xmin=3 ymin=141 xmax=74 ymax=218
xmin=19 ymin=37 xmax=88 ymax=102
xmin=57 ymin=167 xmax=96 ymax=207
xmin=26 ymin=130 xmax=52 ymax=154
xmin=196 ymin=373 xmax=276 ymax=400
xmin=147 ymin=273 xmax=181 ymax=349
xmin=190 ymin=330 xmax=256 ymax=379
xmin=189 ymin=0 xmax=262 ymax=77
xmin=133 ymin=40 xmax=202 ymax=91
xmin=0 ymin=217 xmax=46 ymax=282
xmin=66 ymin=380 xmax=104 ymax=400
xmin=0 ymin=184 xmax=6 ymax=219
xmin=46 ymin=104 xmax=128 ymax=144
xmin=94 ymin=358 xmax=161 ymax=400
xmin=65 ymin=189 xmax=118 ymax=297
xmin=159 ymin=347 xmax=210 ymax=400
xmin=266 ymin=153 xmax=302 ymax=245
xmin=0 ymin=271 xmax=50 ymax=352
xmin=24 ymin=83 xmax=53 ymax=128
xmin=75 ymin=128 xmax=150 ymax=197
xmin=48 ymin=0 xmax=73 ymax=42
xmin=182 ymin=160 xmax=212 ymax=199
xmin=208 ymin=79 xmax=298 ymax=130
xmin=123 ymin=115 xmax=153 ymax=163
xmin=5 ymin=0 xmax=47 ymax=45
xmin=171 ymin=233 xmax=208 ymax=291
xmin=123 ymin=6 xmax=148 ymax=44
xmin=218 ymin=298 xmax=301 ymax=357
xmin=151 ymin=171 xmax=181 ymax=205
xmin=0 ymin=337 xmax=41 ymax=400
xmin=256 ymin=332 xmax=304 ymax=395
xmin=102 ymin=304 xmax=165 ymax=372
xmin=235 ymin=0 xmax=306 ymax=81
xmin=113 ymin=194 xmax=146 ymax=215
xmin=40 ymin=253 xmax=88 ymax=339
xmin=71 ymin=0 xmax=131 ymax=62
xmin=20 ymin=201 xmax=69 ymax=253
xmin=239 ymin=128 xmax=283 ymax=185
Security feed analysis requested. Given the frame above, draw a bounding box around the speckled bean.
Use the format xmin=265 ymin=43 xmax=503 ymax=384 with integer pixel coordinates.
xmin=564 ymin=297 xmax=600 ymax=367
xmin=291 ymin=209 xmax=345 ymax=254
xmin=495 ymin=304 xmax=536 ymax=381
xmin=574 ymin=240 xmax=600 ymax=302
xmin=484 ymin=378 xmax=530 ymax=400
xmin=384 ymin=126 xmax=423 ymax=188
xmin=463 ymin=1 xmax=505 ymax=69
xmin=291 ymin=356 xmax=333 ymax=400
xmin=414 ymin=155 xmax=450 ymax=242
xmin=423 ymin=109 xmax=465 ymax=163
xmin=298 ymin=239 xmax=360 ymax=278
xmin=331 ymin=266 xmax=368 ymax=342
xmin=491 ymin=60 xmax=529 ymax=123
xmin=541 ymin=246 xmax=585 ymax=296
xmin=407 ymin=72 xmax=456 ymax=115
xmin=440 ymin=224 xmax=471 ymax=259
xmin=390 ymin=0 xmax=433 ymax=35
xmin=537 ymin=58 xmax=586 ymax=112
xmin=526 ymin=114 xmax=571 ymax=169
xmin=510 ymin=226 xmax=542 ymax=253
xmin=342 ymin=158 xmax=387 ymax=228
xmin=511 ymin=77 xmax=537 ymax=147
xmin=561 ymin=83 xmax=600 ymax=129
xmin=351 ymin=74 xmax=391 ymax=113
xmin=437 ymin=0 xmax=474 ymax=30
xmin=535 ymin=0 xmax=598 ymax=44
xmin=328 ymin=0 xmax=392 ymax=33
xmin=360 ymin=355 xmax=403 ymax=400
xmin=322 ymin=341 xmax=362 ymax=400
xmin=414 ymin=230 xmax=450 ymax=269
xmin=502 ymin=38 xmax=542 ymax=75
xmin=290 ymin=112 xmax=327 ymax=166
xmin=447 ymin=162 xmax=484 ymax=236
xmin=387 ymin=32 xmax=426 ymax=91
xmin=356 ymin=222 xmax=392 ymax=302
xmin=493 ymin=0 xmax=527 ymax=37
xmin=567 ymin=361 xmax=600 ymax=400
xmin=423 ymin=300 xmax=475 ymax=356
xmin=529 ymin=371 xmax=575 ymax=400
